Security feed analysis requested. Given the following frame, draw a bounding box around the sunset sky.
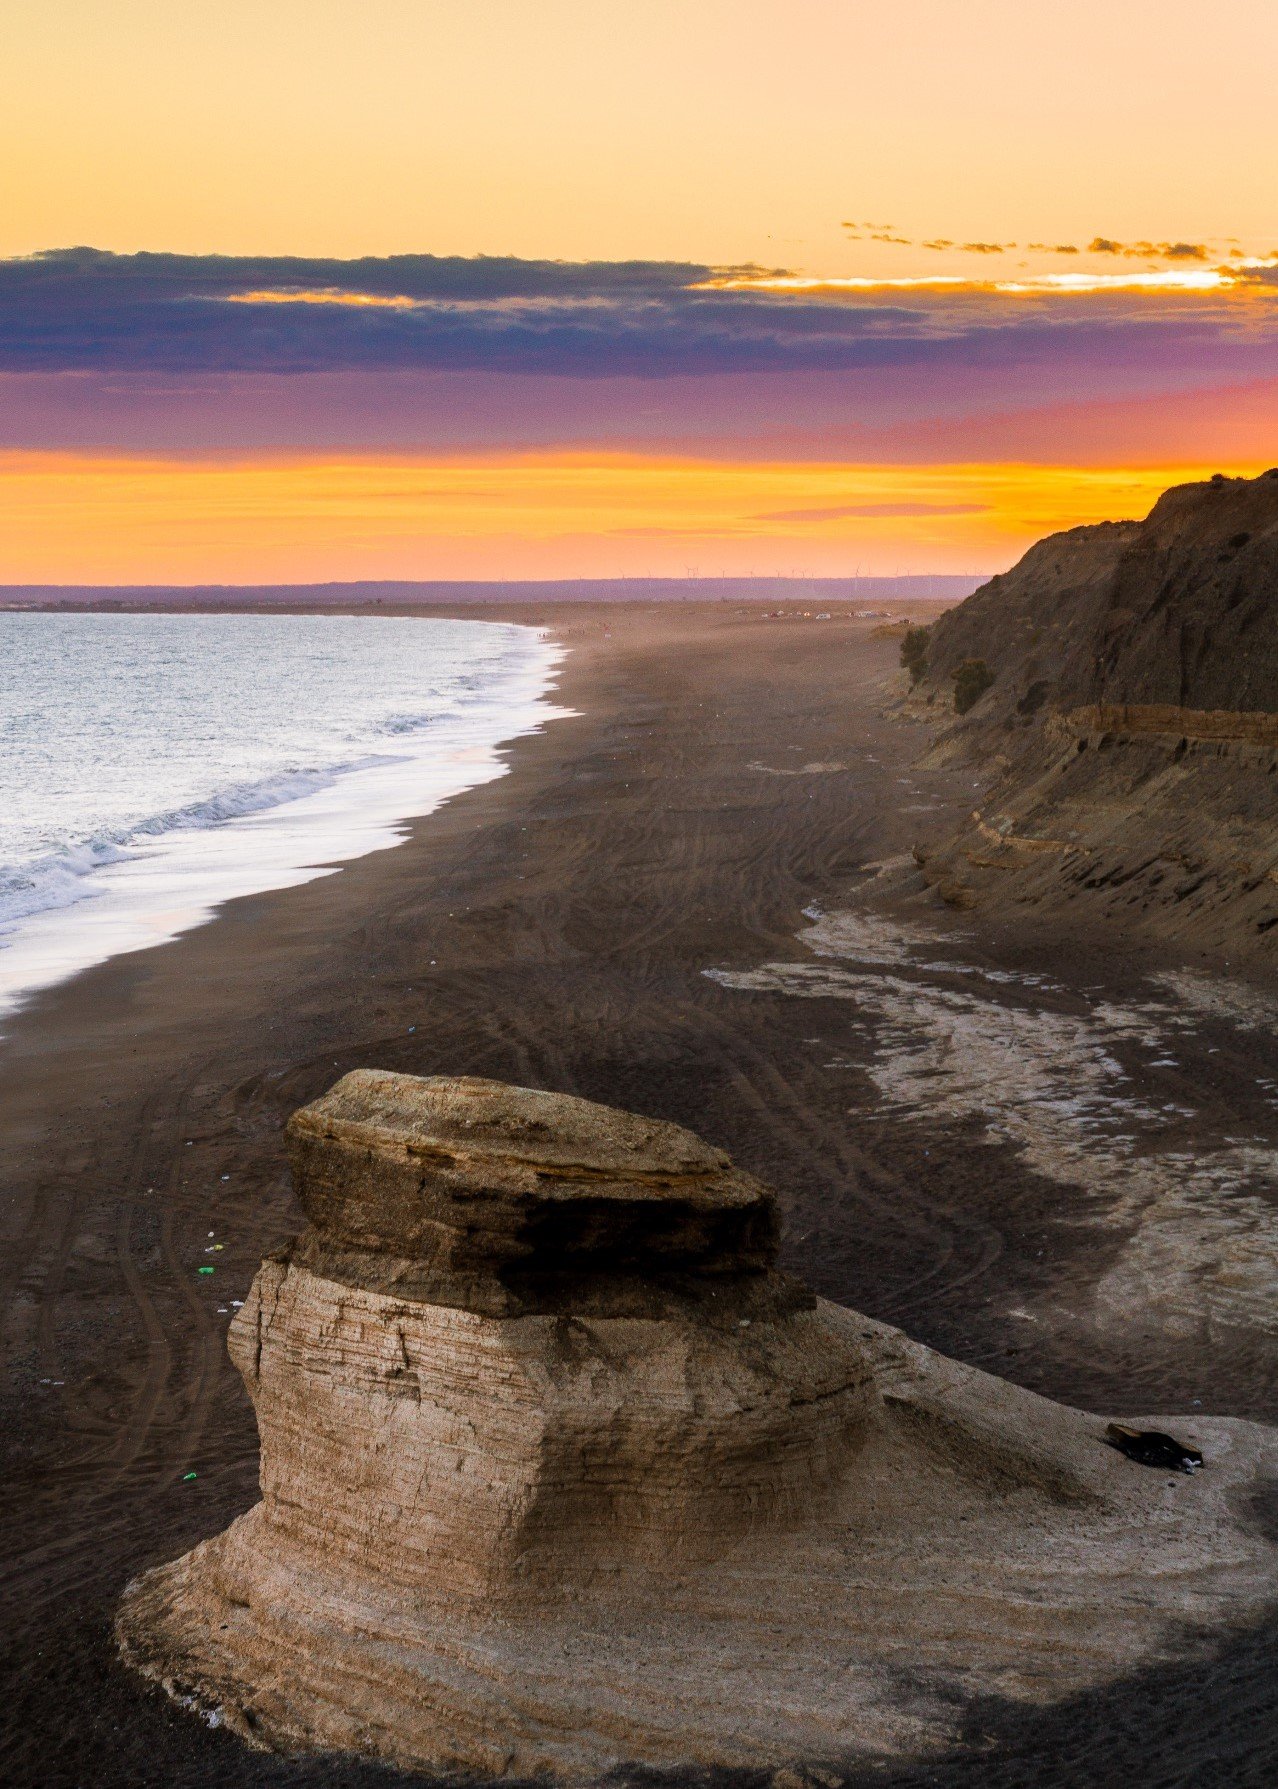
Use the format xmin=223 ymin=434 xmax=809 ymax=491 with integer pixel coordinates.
xmin=3 ymin=0 xmax=1276 ymax=583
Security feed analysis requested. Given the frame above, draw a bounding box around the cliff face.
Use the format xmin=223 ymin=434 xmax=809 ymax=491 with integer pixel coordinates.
xmin=116 ymin=1072 xmax=1278 ymax=1780
xmin=924 ymin=469 xmax=1278 ymax=718
xmin=911 ymin=469 xmax=1278 ymax=954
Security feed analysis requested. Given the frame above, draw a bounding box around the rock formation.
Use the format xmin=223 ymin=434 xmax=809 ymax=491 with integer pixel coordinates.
xmin=907 ymin=468 xmax=1278 ymax=956
xmin=119 ymin=1072 xmax=1278 ymax=1779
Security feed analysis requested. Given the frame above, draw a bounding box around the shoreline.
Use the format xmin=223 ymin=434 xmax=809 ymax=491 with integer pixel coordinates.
xmin=0 ymin=613 xmax=567 ymax=1022
xmin=2 ymin=600 xmax=1276 ymax=1787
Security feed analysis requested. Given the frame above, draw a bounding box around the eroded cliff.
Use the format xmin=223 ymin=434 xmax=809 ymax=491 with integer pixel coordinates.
xmin=908 ymin=468 xmax=1278 ymax=956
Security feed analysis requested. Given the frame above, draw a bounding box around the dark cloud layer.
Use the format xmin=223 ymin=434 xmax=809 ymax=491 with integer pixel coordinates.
xmin=0 ymin=247 xmax=1274 ymax=380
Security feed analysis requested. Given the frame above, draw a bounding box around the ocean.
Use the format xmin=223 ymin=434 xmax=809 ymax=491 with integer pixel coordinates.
xmin=0 ymin=611 xmax=563 ymax=1020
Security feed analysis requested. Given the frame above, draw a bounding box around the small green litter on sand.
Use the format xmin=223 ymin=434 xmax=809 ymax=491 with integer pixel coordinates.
xmin=183 ymin=1472 xmax=197 ymax=1481
xmin=197 ymin=1266 xmax=214 ymax=1275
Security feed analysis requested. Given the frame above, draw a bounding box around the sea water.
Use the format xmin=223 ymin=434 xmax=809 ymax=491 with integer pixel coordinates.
xmin=0 ymin=611 xmax=564 ymax=1021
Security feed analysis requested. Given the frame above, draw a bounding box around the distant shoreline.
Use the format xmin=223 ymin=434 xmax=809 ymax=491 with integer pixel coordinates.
xmin=0 ymin=572 xmax=985 ymax=610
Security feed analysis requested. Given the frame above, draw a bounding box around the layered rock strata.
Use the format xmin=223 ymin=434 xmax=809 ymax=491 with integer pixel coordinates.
xmin=119 ymin=1072 xmax=1278 ymax=1779
xmin=908 ymin=468 xmax=1278 ymax=955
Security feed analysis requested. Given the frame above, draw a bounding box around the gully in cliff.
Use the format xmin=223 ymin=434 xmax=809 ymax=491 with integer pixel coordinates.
xmin=118 ymin=1071 xmax=1278 ymax=1780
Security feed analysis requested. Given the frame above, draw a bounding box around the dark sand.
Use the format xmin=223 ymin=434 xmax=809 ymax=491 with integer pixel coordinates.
xmin=2 ymin=604 xmax=1276 ymax=1787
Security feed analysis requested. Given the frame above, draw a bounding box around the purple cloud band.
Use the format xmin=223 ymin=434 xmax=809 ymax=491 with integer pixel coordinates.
xmin=0 ymin=247 xmax=1275 ymax=382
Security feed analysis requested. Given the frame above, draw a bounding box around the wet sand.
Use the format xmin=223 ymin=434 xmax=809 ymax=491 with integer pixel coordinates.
xmin=2 ymin=603 xmax=1276 ymax=1787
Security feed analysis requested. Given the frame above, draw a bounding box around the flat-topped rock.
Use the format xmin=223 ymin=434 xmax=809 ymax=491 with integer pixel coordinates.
xmin=286 ymin=1070 xmax=779 ymax=1285
xmin=118 ymin=1074 xmax=1278 ymax=1783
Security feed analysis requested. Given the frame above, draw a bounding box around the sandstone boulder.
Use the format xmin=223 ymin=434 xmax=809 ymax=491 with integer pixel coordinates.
xmin=118 ymin=1073 xmax=1278 ymax=1780
xmin=286 ymin=1068 xmax=781 ymax=1311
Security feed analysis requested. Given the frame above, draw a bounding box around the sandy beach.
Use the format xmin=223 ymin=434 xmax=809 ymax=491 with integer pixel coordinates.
xmin=3 ymin=602 xmax=1277 ymax=1788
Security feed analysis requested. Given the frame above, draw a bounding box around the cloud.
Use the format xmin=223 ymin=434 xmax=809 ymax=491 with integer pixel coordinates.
xmin=757 ymin=501 xmax=989 ymax=521
xmin=1088 ymin=237 xmax=1210 ymax=261
xmin=0 ymin=246 xmax=1274 ymax=389
xmin=862 ymin=233 xmax=1218 ymax=262
xmin=860 ymin=235 xmax=1017 ymax=254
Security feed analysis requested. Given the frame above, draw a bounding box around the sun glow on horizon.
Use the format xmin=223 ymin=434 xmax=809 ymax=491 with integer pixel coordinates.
xmin=0 ymin=449 xmax=1267 ymax=586
xmin=217 ymin=257 xmax=1278 ymax=313
xmin=694 ymin=262 xmax=1278 ymax=298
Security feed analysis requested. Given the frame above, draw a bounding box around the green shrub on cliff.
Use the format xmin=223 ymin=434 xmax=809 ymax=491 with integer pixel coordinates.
xmin=900 ymin=625 xmax=931 ymax=685
xmin=952 ymin=658 xmax=995 ymax=714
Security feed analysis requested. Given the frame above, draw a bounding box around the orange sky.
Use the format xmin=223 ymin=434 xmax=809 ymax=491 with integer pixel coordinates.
xmin=3 ymin=451 xmax=1265 ymax=585
xmin=2 ymin=3 xmax=1275 ymax=582
xmin=3 ymin=1 xmax=1276 ymax=273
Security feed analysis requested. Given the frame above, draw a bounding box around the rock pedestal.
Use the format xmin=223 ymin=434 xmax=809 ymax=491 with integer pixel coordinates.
xmin=118 ymin=1073 xmax=1278 ymax=1780
xmin=235 ymin=1073 xmax=869 ymax=1597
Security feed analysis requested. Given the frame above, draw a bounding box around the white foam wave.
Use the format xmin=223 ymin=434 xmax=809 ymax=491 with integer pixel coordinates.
xmin=0 ymin=616 xmax=568 ymax=1022
xmin=0 ymin=760 xmax=407 ymax=935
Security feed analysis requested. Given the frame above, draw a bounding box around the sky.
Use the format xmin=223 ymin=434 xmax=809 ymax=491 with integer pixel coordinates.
xmin=2 ymin=0 xmax=1276 ymax=583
